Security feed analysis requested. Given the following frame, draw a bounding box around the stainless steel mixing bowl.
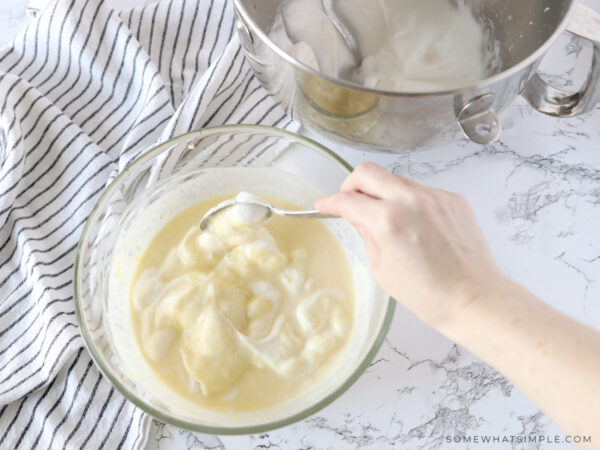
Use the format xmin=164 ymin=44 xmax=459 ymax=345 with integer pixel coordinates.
xmin=233 ymin=0 xmax=600 ymax=152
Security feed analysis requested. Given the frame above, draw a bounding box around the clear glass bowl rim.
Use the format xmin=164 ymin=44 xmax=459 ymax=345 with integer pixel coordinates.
xmin=74 ymin=124 xmax=396 ymax=435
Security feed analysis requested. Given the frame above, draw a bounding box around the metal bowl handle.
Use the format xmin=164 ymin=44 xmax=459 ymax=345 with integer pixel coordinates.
xmin=457 ymin=93 xmax=502 ymax=145
xmin=522 ymin=3 xmax=600 ymax=117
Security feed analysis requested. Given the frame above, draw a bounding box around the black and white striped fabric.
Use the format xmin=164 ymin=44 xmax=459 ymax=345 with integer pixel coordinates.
xmin=0 ymin=0 xmax=295 ymax=447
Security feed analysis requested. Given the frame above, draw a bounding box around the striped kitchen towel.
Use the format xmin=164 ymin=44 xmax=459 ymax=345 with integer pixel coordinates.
xmin=0 ymin=0 xmax=295 ymax=448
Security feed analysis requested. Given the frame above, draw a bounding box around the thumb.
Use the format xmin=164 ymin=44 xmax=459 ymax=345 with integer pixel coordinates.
xmin=315 ymin=191 xmax=381 ymax=230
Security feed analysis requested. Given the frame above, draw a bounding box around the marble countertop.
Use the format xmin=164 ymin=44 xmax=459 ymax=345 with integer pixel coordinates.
xmin=3 ymin=1 xmax=599 ymax=449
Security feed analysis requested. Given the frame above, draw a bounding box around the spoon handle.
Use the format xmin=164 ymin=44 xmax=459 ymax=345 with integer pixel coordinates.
xmin=273 ymin=208 xmax=338 ymax=220
xmin=321 ymin=0 xmax=362 ymax=65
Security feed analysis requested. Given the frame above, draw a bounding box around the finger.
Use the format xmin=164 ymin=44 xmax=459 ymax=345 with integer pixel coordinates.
xmin=314 ymin=191 xmax=382 ymax=230
xmin=341 ymin=162 xmax=416 ymax=199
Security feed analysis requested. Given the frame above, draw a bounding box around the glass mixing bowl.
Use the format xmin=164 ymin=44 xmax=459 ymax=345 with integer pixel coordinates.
xmin=74 ymin=125 xmax=395 ymax=434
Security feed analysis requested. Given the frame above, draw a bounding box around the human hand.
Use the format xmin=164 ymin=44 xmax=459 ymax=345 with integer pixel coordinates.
xmin=315 ymin=162 xmax=509 ymax=328
xmin=317 ymin=163 xmax=600 ymax=440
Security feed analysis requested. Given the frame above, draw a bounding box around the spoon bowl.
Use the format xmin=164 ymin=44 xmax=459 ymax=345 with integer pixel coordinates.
xmin=198 ymin=197 xmax=336 ymax=231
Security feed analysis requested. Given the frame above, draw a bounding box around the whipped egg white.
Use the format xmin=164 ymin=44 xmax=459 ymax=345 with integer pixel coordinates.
xmin=270 ymin=0 xmax=500 ymax=91
xmin=130 ymin=193 xmax=354 ymax=410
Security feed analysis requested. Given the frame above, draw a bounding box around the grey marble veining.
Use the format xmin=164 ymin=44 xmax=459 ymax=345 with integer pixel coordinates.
xmin=3 ymin=1 xmax=599 ymax=449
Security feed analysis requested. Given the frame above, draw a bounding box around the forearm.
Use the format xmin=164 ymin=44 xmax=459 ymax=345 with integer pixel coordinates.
xmin=440 ymin=280 xmax=600 ymax=441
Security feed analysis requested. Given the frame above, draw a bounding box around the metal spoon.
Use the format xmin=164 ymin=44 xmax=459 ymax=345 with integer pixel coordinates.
xmin=199 ymin=199 xmax=336 ymax=231
xmin=281 ymin=0 xmax=361 ymax=67
xmin=320 ymin=0 xmax=362 ymax=66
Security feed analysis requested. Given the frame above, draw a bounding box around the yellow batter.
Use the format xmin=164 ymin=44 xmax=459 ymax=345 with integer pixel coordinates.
xmin=130 ymin=193 xmax=354 ymax=413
